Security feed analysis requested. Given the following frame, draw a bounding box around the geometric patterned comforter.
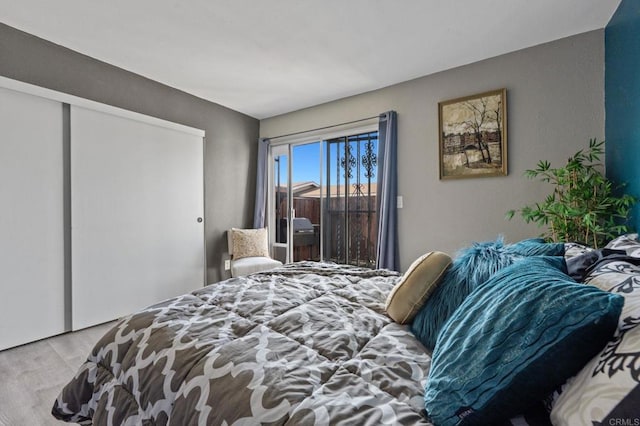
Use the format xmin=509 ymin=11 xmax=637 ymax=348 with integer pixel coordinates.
xmin=52 ymin=262 xmax=436 ymax=425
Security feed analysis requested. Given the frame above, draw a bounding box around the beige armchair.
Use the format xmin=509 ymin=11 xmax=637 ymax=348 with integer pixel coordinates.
xmin=227 ymin=228 xmax=282 ymax=277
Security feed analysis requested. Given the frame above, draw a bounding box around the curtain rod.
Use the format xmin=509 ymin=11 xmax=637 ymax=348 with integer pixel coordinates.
xmin=266 ymin=115 xmax=379 ymax=141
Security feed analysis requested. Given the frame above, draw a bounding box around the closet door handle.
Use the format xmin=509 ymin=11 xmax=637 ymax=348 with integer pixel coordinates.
xmin=197 ymin=217 xmax=203 ymax=223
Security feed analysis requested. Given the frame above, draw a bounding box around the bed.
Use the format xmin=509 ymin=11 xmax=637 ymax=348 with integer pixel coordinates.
xmin=52 ymin=235 xmax=640 ymax=425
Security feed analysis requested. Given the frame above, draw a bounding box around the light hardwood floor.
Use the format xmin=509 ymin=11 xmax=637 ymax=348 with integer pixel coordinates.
xmin=0 ymin=321 xmax=115 ymax=425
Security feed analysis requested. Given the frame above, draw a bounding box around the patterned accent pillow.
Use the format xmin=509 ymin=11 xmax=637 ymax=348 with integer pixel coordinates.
xmin=564 ymin=242 xmax=594 ymax=259
xmin=424 ymin=257 xmax=623 ymax=426
xmin=385 ymin=251 xmax=452 ymax=324
xmin=231 ymin=228 xmax=269 ymax=260
xmin=606 ymin=233 xmax=640 ymax=257
xmin=550 ymin=258 xmax=640 ymax=425
xmin=411 ymin=237 xmax=564 ymax=350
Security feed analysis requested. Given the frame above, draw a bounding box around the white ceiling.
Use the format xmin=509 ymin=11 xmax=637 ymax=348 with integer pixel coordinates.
xmin=0 ymin=0 xmax=621 ymax=119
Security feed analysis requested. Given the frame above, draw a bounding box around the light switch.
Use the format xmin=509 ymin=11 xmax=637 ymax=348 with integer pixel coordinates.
xmin=224 ymin=259 xmax=231 ymax=270
xmin=397 ymin=195 xmax=404 ymax=209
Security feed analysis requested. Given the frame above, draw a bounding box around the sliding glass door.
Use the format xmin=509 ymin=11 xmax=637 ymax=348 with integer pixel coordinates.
xmin=270 ymin=130 xmax=378 ymax=267
xmin=291 ymin=142 xmax=323 ymax=262
xmin=271 ymin=142 xmax=323 ymax=263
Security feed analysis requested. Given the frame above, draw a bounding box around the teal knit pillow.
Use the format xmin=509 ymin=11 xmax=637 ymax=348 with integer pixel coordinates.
xmin=411 ymin=237 xmax=564 ymax=350
xmin=424 ymin=257 xmax=623 ymax=426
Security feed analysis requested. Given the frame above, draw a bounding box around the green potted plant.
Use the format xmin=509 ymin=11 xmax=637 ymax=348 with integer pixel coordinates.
xmin=507 ymin=138 xmax=636 ymax=248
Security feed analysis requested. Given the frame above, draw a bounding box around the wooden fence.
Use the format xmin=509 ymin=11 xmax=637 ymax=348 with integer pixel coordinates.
xmin=279 ymin=196 xmax=378 ymax=266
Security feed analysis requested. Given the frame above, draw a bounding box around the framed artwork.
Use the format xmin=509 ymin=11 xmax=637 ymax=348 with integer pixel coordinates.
xmin=438 ymin=88 xmax=507 ymax=179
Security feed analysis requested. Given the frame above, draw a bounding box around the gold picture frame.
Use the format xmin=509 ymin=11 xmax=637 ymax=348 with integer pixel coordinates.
xmin=438 ymin=88 xmax=507 ymax=179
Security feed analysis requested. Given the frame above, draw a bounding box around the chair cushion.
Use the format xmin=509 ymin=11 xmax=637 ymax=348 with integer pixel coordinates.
xmin=231 ymin=256 xmax=282 ymax=277
xmin=385 ymin=251 xmax=452 ymax=324
xmin=231 ymin=228 xmax=269 ymax=260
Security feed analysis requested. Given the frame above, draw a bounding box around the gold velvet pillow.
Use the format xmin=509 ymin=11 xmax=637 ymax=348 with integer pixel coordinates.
xmin=385 ymin=251 xmax=452 ymax=324
xmin=231 ymin=228 xmax=270 ymax=260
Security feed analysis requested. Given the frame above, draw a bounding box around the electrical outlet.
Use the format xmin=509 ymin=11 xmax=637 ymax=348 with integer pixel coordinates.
xmin=224 ymin=259 xmax=231 ymax=271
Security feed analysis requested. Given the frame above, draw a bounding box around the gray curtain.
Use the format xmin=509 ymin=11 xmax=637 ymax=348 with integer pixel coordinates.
xmin=253 ymin=138 xmax=270 ymax=228
xmin=376 ymin=111 xmax=399 ymax=271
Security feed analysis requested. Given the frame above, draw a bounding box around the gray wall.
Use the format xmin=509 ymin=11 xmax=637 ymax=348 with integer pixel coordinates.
xmin=261 ymin=30 xmax=605 ymax=271
xmin=0 ymin=23 xmax=259 ymax=283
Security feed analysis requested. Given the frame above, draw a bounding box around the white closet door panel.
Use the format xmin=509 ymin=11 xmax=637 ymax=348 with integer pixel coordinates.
xmin=0 ymin=87 xmax=65 ymax=350
xmin=71 ymin=106 xmax=204 ymax=330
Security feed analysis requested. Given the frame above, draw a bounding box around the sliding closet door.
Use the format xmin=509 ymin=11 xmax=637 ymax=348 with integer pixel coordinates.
xmin=0 ymin=87 xmax=65 ymax=350
xmin=71 ymin=106 xmax=205 ymax=330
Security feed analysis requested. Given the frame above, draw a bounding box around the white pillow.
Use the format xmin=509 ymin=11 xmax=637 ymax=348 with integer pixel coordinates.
xmin=550 ymin=259 xmax=640 ymax=424
xmin=606 ymin=233 xmax=640 ymax=257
